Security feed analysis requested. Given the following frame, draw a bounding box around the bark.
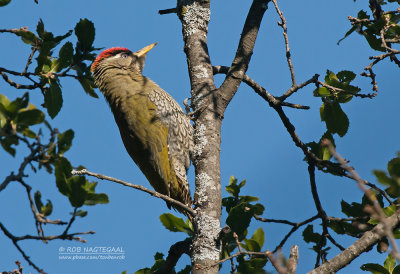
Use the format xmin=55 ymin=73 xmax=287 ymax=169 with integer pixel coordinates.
xmin=176 ymin=0 xmax=269 ymax=272
xmin=177 ymin=1 xmax=221 ymax=273
xmin=308 ymin=211 xmax=400 ymax=274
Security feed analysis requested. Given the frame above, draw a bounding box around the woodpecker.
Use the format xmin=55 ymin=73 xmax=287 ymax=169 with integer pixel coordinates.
xmin=91 ymin=43 xmax=193 ymax=213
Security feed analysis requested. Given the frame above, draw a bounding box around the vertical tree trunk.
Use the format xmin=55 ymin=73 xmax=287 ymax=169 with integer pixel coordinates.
xmin=177 ymin=0 xmax=221 ymax=273
xmin=177 ymin=0 xmax=269 ymax=272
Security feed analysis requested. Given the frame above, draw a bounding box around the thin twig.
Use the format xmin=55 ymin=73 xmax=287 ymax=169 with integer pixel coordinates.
xmin=0 ymin=27 xmax=28 ymax=34
xmin=213 ymin=65 xmax=311 ymax=109
xmin=158 ymin=8 xmax=178 ymax=15
xmin=63 ymin=208 xmax=78 ymax=235
xmin=254 ymin=215 xmax=296 ymax=226
xmin=22 ymin=45 xmax=38 ymax=75
xmin=323 ymin=139 xmax=400 ymax=261
xmin=279 ymin=74 xmax=319 ymax=101
xmin=273 ymin=214 xmax=320 ymax=252
xmin=71 ymin=169 xmax=196 ymax=217
xmin=0 ymin=222 xmax=46 ymax=274
xmin=309 ymin=209 xmax=400 ymax=273
xmin=0 ymin=71 xmax=39 ymax=89
xmin=271 ymin=0 xmax=296 ymax=86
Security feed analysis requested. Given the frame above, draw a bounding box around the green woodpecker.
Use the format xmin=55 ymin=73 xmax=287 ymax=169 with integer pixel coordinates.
xmin=91 ymin=44 xmax=192 ymax=213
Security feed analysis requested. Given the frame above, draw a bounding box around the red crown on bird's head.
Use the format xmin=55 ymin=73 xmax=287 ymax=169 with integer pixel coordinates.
xmin=91 ymin=47 xmax=131 ymax=72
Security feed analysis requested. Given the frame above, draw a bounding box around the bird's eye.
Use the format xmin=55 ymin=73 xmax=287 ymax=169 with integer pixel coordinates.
xmin=121 ymin=53 xmax=128 ymax=58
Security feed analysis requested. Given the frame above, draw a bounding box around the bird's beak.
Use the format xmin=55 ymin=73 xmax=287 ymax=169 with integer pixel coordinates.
xmin=135 ymin=43 xmax=157 ymax=57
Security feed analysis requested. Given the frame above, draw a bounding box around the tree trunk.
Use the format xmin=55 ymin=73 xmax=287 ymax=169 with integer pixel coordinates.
xmin=177 ymin=0 xmax=221 ymax=273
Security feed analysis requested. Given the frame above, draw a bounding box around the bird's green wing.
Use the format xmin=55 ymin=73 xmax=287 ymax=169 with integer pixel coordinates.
xmin=114 ymin=91 xmax=177 ymax=197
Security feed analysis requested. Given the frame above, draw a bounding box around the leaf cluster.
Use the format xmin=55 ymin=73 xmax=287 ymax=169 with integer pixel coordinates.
xmin=0 ymin=93 xmax=44 ymax=155
xmin=13 ymin=18 xmax=98 ymax=118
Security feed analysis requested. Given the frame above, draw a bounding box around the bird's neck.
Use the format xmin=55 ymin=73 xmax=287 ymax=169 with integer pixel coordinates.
xmin=94 ymin=67 xmax=157 ymax=108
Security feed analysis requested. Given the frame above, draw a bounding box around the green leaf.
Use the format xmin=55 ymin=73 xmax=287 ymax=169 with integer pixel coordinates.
xmin=338 ymin=25 xmax=358 ymax=45
xmin=251 ymin=228 xmax=265 ymax=250
xmin=388 ymin=157 xmax=400 ymax=178
xmin=0 ymin=112 xmax=6 ymax=128
xmin=84 ymin=193 xmax=109 ymax=205
xmin=337 ymin=70 xmax=356 ymax=84
xmin=238 ymin=179 xmax=247 ymax=188
xmin=360 ymin=263 xmax=390 ymax=274
xmin=358 ymin=10 xmax=369 ymax=20
xmin=55 ymin=42 xmax=74 ymax=72
xmin=373 ymin=170 xmax=393 ymax=186
xmin=0 ymin=0 xmax=11 ymax=7
xmin=226 ymin=184 xmax=240 ymax=197
xmin=243 ymin=239 xmax=260 ymax=252
xmin=320 ymin=101 xmax=349 ymax=137
xmin=36 ymin=19 xmax=44 ymax=38
xmin=1 ymin=136 xmax=18 ymax=156
xmin=154 ymin=252 xmax=164 ymax=260
xmin=44 ymin=80 xmax=63 ymax=119
xmin=320 ymin=131 xmax=335 ymax=160
xmin=76 ymin=209 xmax=87 ymax=217
xmin=303 ymin=225 xmax=321 ymax=243
xmin=393 ymin=265 xmax=400 ymax=274
xmin=78 ymin=77 xmax=98 ymax=98
xmin=0 ymin=94 xmax=10 ymax=109
xmin=159 ymin=213 xmax=193 ymax=236
xmin=16 ymin=29 xmax=38 ymax=46
xmin=82 ymin=180 xmax=109 ymax=205
xmin=226 ymin=203 xmax=254 ymax=239
xmin=252 ymin=203 xmax=265 ymax=215
xmin=68 ymin=175 xmax=87 ymax=207
xmin=75 ymin=19 xmax=95 ymax=51
xmin=341 ymin=200 xmax=365 ymax=218
xmin=41 ymin=199 xmax=53 ymax=216
xmin=325 ymin=70 xmax=338 ymax=84
xmin=34 ymin=191 xmax=44 ymax=214
xmin=363 ymin=33 xmax=386 ymax=52
xmin=222 ymin=197 xmax=237 ymax=213
xmin=54 ymin=157 xmax=72 ymax=196
xmin=229 ymin=175 xmax=238 ymax=186
xmin=34 ymin=191 xmax=52 ymax=216
xmin=313 ymin=86 xmax=331 ymax=97
xmin=6 ymin=92 xmax=29 ymax=115
xmin=57 ymin=129 xmax=74 ymax=156
xmin=15 ymin=109 xmax=44 ymax=126
xmin=383 ymin=204 xmax=396 ymax=217
xmin=384 ymin=253 xmax=396 ymax=273
xmin=237 ymin=256 xmax=268 ymax=274
xmin=240 ymin=196 xmax=259 ymax=203
xmin=22 ymin=128 xmax=36 ymax=138
xmin=53 ymin=30 xmax=72 ymax=44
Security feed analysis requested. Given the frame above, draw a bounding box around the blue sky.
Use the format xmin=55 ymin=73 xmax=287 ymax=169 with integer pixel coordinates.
xmin=1 ymin=0 xmax=399 ymax=273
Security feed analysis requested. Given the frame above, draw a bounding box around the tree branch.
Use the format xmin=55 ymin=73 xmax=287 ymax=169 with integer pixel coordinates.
xmin=71 ymin=169 xmax=196 ymax=217
xmin=287 ymin=245 xmax=299 ymax=274
xmin=323 ymin=140 xmax=400 ymax=260
xmin=213 ymin=65 xmax=311 ymax=109
xmin=216 ymin=0 xmax=270 ymax=113
xmin=158 ymin=8 xmax=177 ymax=15
xmin=176 ymin=0 xmax=220 ymax=272
xmin=308 ymin=210 xmax=400 ymax=273
xmin=271 ymin=0 xmax=296 ymax=87
xmin=0 ymin=222 xmax=46 ymax=274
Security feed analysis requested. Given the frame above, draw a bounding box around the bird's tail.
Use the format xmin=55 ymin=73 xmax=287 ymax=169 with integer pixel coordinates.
xmin=169 ymin=175 xmax=194 ymax=224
